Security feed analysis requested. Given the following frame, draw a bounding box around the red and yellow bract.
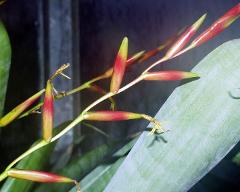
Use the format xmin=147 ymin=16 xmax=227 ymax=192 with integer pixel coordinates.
xmin=42 ymin=80 xmax=54 ymax=142
xmin=191 ymin=3 xmax=240 ymax=47
xmin=143 ymin=71 xmax=199 ymax=81
xmin=83 ymin=111 xmax=142 ymax=121
xmin=0 ymin=90 xmax=45 ymax=127
xmin=110 ymin=37 xmax=128 ymax=93
xmin=7 ymin=169 xmax=74 ymax=183
xmin=165 ymin=13 xmax=206 ymax=58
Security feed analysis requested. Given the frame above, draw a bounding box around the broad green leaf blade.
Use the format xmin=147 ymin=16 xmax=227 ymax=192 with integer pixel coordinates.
xmin=0 ymin=21 xmax=11 ymax=116
xmin=105 ymin=39 xmax=240 ymax=192
xmin=69 ymin=139 xmax=137 ymax=192
xmin=0 ymin=122 xmax=69 ymax=192
xmin=34 ymin=142 xmax=122 ymax=192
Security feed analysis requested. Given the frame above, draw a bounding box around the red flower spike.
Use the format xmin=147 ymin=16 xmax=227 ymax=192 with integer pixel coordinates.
xmin=0 ymin=90 xmax=45 ymax=127
xmin=191 ymin=3 xmax=240 ymax=47
xmin=110 ymin=37 xmax=128 ymax=93
xmin=83 ymin=111 xmax=142 ymax=121
xmin=42 ymin=80 xmax=54 ymax=142
xmin=165 ymin=13 xmax=207 ymax=58
xmin=143 ymin=71 xmax=199 ymax=81
xmin=7 ymin=169 xmax=74 ymax=183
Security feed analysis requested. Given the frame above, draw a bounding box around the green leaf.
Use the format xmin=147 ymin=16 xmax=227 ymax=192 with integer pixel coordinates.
xmin=105 ymin=39 xmax=240 ymax=192
xmin=0 ymin=21 xmax=11 ymax=117
xmin=34 ymin=141 xmax=124 ymax=192
xmin=232 ymin=152 xmax=240 ymax=166
xmin=69 ymin=138 xmax=137 ymax=192
xmin=0 ymin=122 xmax=70 ymax=192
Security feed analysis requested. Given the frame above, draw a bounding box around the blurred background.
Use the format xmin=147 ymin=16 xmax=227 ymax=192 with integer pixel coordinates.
xmin=0 ymin=0 xmax=240 ymax=191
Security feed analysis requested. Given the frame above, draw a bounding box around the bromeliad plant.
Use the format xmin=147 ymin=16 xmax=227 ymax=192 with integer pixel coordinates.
xmin=0 ymin=3 xmax=240 ymax=192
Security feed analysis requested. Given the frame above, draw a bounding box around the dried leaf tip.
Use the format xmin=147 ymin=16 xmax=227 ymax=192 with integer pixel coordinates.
xmin=42 ymin=80 xmax=54 ymax=142
xmin=50 ymin=63 xmax=71 ymax=80
xmin=141 ymin=114 xmax=164 ymax=134
xmin=110 ymin=37 xmax=128 ymax=93
xmin=7 ymin=169 xmax=75 ymax=183
xmin=143 ymin=71 xmax=199 ymax=81
xmin=165 ymin=13 xmax=206 ymax=58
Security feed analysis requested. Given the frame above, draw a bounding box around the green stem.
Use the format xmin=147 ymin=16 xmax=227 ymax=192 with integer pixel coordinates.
xmin=5 ymin=140 xmax=47 ymax=171
xmin=0 ymin=171 xmax=7 ymax=182
xmin=83 ymin=122 xmax=111 ymax=138
xmin=1 ymin=63 xmax=145 ymax=173
xmin=18 ymin=75 xmax=108 ymax=119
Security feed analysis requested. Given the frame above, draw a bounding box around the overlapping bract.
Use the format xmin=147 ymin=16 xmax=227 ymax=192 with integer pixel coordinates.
xmin=143 ymin=71 xmax=199 ymax=81
xmin=110 ymin=37 xmax=128 ymax=93
xmin=7 ymin=169 xmax=74 ymax=183
xmin=191 ymin=3 xmax=240 ymax=48
xmin=42 ymin=80 xmax=54 ymax=142
xmin=0 ymin=90 xmax=44 ymax=127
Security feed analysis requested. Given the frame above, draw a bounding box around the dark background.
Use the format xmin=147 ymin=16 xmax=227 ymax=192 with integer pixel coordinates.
xmin=0 ymin=0 xmax=239 ymax=191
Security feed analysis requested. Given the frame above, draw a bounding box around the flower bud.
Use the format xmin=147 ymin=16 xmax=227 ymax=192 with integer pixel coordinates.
xmin=191 ymin=3 xmax=240 ymax=47
xmin=102 ymin=50 xmax=144 ymax=79
xmin=165 ymin=13 xmax=206 ymax=58
xmin=83 ymin=111 xmax=164 ymax=133
xmin=110 ymin=37 xmax=128 ymax=93
xmin=0 ymin=90 xmax=45 ymax=127
xmin=83 ymin=111 xmax=142 ymax=121
xmin=7 ymin=169 xmax=74 ymax=183
xmin=42 ymin=80 xmax=54 ymax=142
xmin=143 ymin=71 xmax=199 ymax=81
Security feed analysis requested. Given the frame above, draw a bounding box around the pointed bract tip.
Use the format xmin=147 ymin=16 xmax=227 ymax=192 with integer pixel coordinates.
xmin=192 ymin=13 xmax=207 ymax=31
xmin=119 ymin=37 xmax=128 ymax=57
xmin=165 ymin=14 xmax=206 ymax=59
xmin=184 ymin=72 xmax=200 ymax=78
xmin=127 ymin=50 xmax=145 ymax=65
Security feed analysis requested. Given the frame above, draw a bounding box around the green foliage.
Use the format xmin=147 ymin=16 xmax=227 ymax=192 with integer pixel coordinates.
xmin=0 ymin=21 xmax=11 ymax=116
xmin=232 ymin=152 xmax=240 ymax=166
xmin=34 ymin=141 xmax=121 ymax=192
xmin=105 ymin=39 xmax=240 ymax=192
xmin=69 ymin=139 xmax=136 ymax=192
xmin=0 ymin=122 xmax=70 ymax=192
